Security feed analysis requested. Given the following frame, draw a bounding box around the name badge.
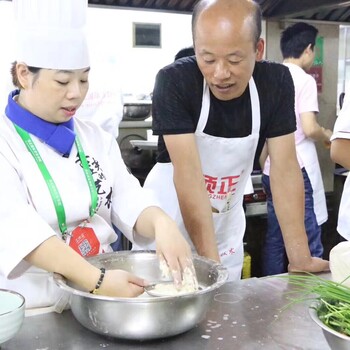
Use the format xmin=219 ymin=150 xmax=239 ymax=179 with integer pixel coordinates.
xmin=68 ymin=220 xmax=100 ymax=257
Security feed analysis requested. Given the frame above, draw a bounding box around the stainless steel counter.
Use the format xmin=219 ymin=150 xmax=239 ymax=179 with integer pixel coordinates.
xmin=2 ymin=274 xmax=331 ymax=350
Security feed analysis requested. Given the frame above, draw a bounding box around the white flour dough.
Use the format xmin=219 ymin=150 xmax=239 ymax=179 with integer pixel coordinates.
xmin=153 ymin=266 xmax=199 ymax=296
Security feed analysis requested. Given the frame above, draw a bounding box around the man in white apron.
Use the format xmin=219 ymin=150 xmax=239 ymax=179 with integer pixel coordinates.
xmin=262 ymin=22 xmax=332 ymax=275
xmin=142 ymin=79 xmax=260 ymax=280
xmin=134 ymin=0 xmax=329 ymax=280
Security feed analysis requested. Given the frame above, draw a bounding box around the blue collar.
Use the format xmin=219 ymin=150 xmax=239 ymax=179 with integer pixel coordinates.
xmin=5 ymin=90 xmax=76 ymax=157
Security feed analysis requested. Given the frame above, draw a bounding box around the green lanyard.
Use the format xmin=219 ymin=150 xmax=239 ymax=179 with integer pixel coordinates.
xmin=14 ymin=125 xmax=98 ymax=240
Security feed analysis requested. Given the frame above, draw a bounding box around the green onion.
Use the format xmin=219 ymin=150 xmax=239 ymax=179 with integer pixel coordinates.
xmin=278 ymin=273 xmax=350 ymax=337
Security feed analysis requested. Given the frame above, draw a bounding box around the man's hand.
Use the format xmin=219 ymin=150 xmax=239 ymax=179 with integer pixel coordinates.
xmin=288 ymin=257 xmax=330 ymax=273
xmin=165 ymin=133 xmax=220 ymax=262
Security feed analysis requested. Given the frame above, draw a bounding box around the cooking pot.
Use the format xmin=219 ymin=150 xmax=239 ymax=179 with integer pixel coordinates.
xmin=123 ymin=101 xmax=151 ymax=121
xmin=53 ymin=250 xmax=228 ymax=340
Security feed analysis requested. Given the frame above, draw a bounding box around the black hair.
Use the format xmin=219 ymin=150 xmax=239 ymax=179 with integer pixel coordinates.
xmin=10 ymin=61 xmax=41 ymax=89
xmin=280 ymin=22 xmax=318 ymax=59
xmin=174 ymin=46 xmax=195 ymax=61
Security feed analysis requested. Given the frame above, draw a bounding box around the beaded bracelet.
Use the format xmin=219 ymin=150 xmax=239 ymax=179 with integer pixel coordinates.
xmin=90 ymin=267 xmax=106 ymax=294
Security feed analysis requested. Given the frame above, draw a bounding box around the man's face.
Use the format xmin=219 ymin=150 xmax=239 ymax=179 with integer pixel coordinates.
xmin=305 ymin=46 xmax=316 ymax=72
xmin=21 ymin=67 xmax=90 ymax=124
xmin=194 ymin=12 xmax=261 ymax=101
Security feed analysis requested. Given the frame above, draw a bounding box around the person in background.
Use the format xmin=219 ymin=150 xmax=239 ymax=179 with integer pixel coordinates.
xmin=133 ymin=0 xmax=329 ymax=280
xmin=74 ymin=61 xmax=124 ymax=139
xmin=175 ymin=46 xmax=195 ymax=61
xmin=331 ymin=90 xmax=350 ymax=241
xmin=261 ymin=22 xmax=333 ymax=276
xmin=0 ymin=0 xmax=194 ymax=309
xmin=75 ymin=59 xmax=126 ymax=251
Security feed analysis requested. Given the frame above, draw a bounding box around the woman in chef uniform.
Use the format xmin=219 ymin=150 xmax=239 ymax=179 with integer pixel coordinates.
xmin=0 ymin=0 xmax=193 ymax=309
xmin=331 ymin=91 xmax=350 ymax=241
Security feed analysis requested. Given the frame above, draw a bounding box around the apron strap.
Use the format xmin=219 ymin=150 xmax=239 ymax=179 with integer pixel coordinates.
xmin=196 ymin=77 xmax=260 ymax=135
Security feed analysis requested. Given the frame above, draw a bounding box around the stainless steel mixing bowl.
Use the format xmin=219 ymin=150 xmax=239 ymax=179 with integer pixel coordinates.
xmin=53 ymin=250 xmax=228 ymax=340
xmin=309 ymin=304 xmax=350 ymax=350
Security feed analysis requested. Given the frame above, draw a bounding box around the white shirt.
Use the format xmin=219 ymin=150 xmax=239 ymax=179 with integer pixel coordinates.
xmin=264 ymin=62 xmax=319 ymax=174
xmin=331 ymin=91 xmax=350 ymax=240
xmin=263 ymin=62 xmax=327 ymax=225
xmin=286 ymin=63 xmax=319 ymax=146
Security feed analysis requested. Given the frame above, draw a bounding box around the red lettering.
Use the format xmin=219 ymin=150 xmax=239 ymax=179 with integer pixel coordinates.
xmin=204 ymin=175 xmax=218 ymax=194
xmin=218 ymin=175 xmax=240 ymax=195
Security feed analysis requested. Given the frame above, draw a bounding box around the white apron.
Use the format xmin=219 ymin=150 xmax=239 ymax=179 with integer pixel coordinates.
xmin=296 ymin=139 xmax=328 ymax=225
xmin=137 ymin=78 xmax=260 ymax=281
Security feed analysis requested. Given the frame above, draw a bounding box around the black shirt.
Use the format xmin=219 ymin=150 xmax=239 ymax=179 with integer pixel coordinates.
xmin=152 ymin=56 xmax=296 ymax=169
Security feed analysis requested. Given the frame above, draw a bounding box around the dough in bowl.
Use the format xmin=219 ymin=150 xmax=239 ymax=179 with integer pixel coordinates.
xmin=152 ymin=266 xmax=199 ymax=296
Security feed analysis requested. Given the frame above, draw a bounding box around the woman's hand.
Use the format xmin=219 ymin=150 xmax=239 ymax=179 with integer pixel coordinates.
xmin=96 ymin=269 xmax=146 ymax=297
xmin=154 ymin=215 xmax=195 ymax=287
xmin=25 ymin=236 xmax=147 ymax=298
xmin=134 ymin=206 xmax=196 ymax=287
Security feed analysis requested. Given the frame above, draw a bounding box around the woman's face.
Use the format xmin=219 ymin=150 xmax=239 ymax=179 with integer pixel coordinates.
xmin=18 ymin=66 xmax=90 ymax=124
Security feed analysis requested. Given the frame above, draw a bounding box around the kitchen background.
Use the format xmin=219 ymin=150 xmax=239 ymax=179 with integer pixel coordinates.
xmin=0 ymin=2 xmax=195 ymax=104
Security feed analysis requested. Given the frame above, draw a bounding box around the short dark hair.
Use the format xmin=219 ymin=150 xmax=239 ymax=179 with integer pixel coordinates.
xmin=191 ymin=0 xmax=262 ymax=46
xmin=280 ymin=22 xmax=318 ymax=59
xmin=10 ymin=62 xmax=41 ymax=89
xmin=174 ymin=46 xmax=195 ymax=61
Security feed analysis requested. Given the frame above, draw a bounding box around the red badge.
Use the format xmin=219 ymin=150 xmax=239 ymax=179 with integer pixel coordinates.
xmin=69 ymin=223 xmax=100 ymax=257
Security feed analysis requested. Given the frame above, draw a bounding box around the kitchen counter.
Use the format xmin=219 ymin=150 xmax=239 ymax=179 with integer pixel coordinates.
xmin=2 ymin=274 xmax=331 ymax=350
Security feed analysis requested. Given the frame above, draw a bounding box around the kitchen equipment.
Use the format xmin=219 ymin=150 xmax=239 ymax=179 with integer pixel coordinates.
xmin=53 ymin=250 xmax=228 ymax=340
xmin=0 ymin=289 xmax=25 ymax=344
xmin=117 ymin=116 xmax=154 ymax=186
xmin=244 ymin=171 xmax=267 ymax=217
xmin=309 ymin=304 xmax=350 ymax=350
xmin=129 ymin=139 xmax=158 ymax=151
xmin=123 ymin=101 xmax=152 ymax=121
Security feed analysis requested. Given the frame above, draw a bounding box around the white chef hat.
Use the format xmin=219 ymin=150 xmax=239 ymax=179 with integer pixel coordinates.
xmin=13 ymin=0 xmax=90 ymax=70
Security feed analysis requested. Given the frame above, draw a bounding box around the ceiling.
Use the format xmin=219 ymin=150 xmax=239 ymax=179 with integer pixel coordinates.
xmin=259 ymin=0 xmax=350 ymax=23
xmin=88 ymin=0 xmax=350 ymax=23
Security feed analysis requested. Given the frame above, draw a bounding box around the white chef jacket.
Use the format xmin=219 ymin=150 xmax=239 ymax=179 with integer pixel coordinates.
xmin=0 ymin=112 xmax=156 ymax=308
xmin=331 ymin=91 xmax=350 ymax=240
